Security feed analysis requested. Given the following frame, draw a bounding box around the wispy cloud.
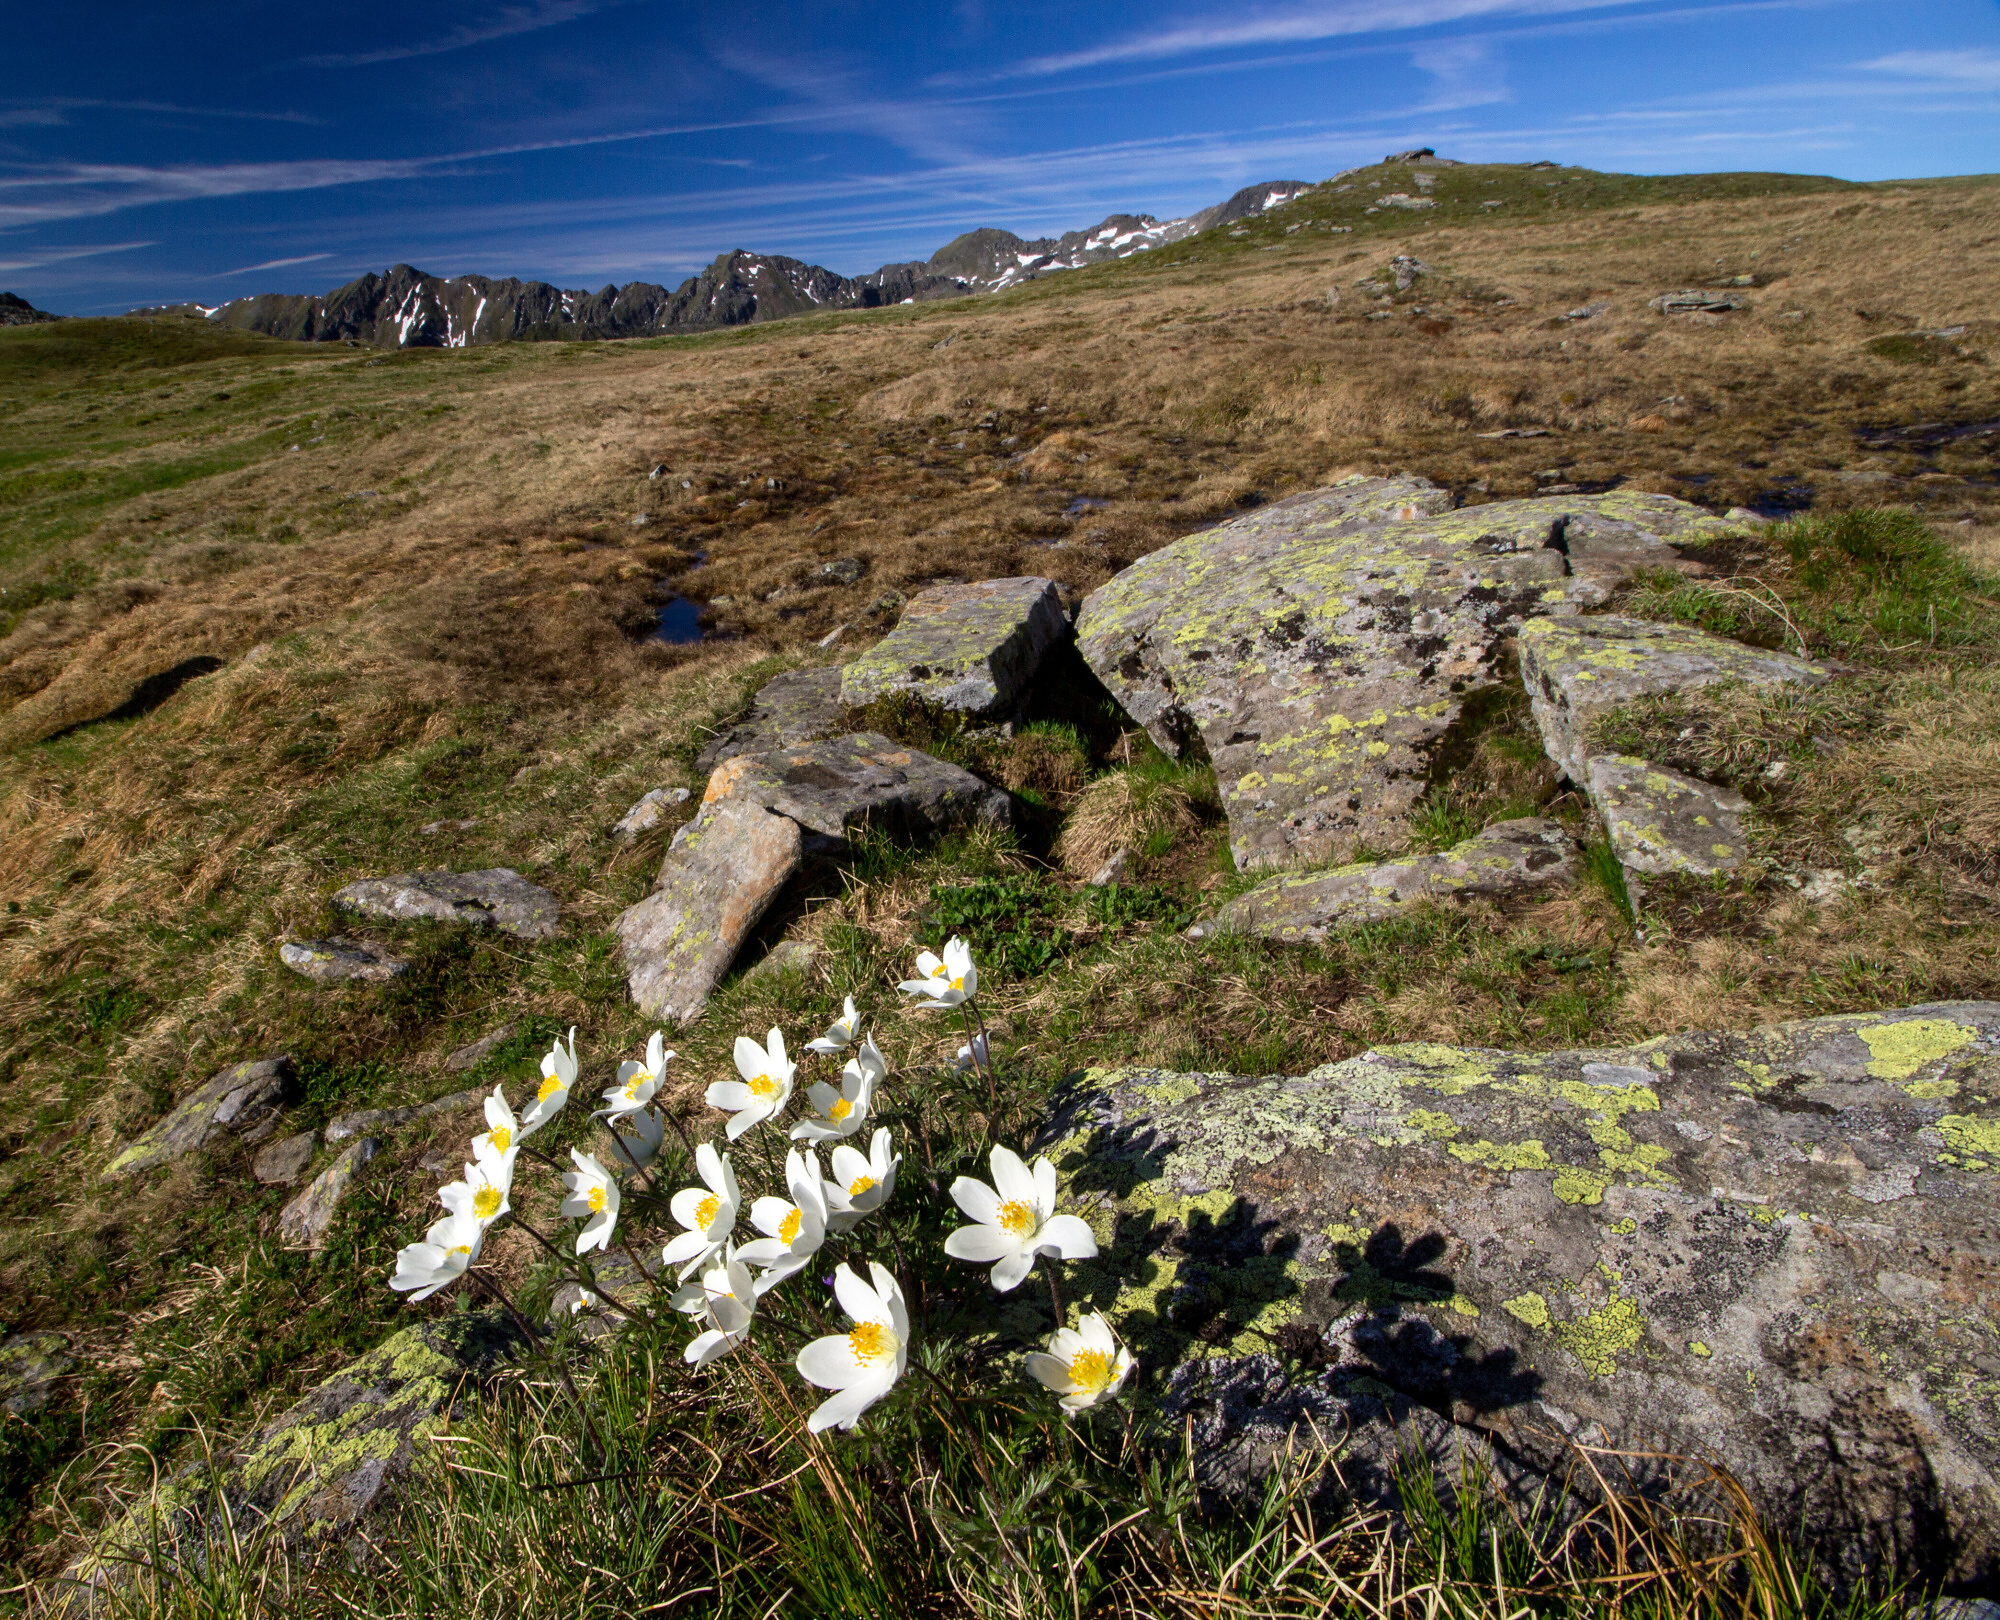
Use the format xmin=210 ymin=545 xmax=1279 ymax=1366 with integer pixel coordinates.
xmin=1410 ymin=38 xmax=1510 ymax=108
xmin=1860 ymin=47 xmax=2000 ymax=86
xmin=221 ymin=252 xmax=333 ymax=275
xmin=0 ymin=159 xmax=440 ymax=228
xmin=299 ymin=0 xmax=611 ymax=67
xmin=0 ymin=239 xmax=152 ymax=274
xmin=0 ymin=108 xmax=66 ymax=128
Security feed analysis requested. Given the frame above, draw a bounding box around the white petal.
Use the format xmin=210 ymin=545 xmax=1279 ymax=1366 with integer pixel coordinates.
xmin=1037 ymin=1215 xmax=1100 ymax=1260
xmin=832 ymin=1262 xmax=887 ymax=1326
xmin=669 ymin=1187 xmax=712 ymax=1231
xmin=989 ymin=1146 xmax=1037 ymax=1207
xmin=990 ymin=1248 xmax=1036 ymax=1293
xmin=807 ymin=1381 xmax=883 ymax=1434
xmin=796 ymin=1334 xmax=865 ymax=1389
xmin=829 ymin=1144 xmax=869 ymax=1185
xmin=944 ymin=1226 xmax=1016 ymax=1263
xmin=724 ymin=1106 xmax=764 ymax=1141
xmin=950 ymin=1176 xmax=1001 ymax=1225
xmin=707 ymin=1080 xmax=753 ymax=1112
xmin=1024 ymin=1352 xmax=1074 ymax=1393
xmin=1033 ymin=1155 xmax=1058 ymax=1211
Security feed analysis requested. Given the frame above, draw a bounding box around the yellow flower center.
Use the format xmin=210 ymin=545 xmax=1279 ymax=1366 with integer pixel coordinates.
xmin=848 ymin=1175 xmax=877 ymax=1199
xmin=694 ymin=1194 xmax=720 ymax=1232
xmin=536 ymin=1074 xmax=564 ymax=1103
xmin=449 ymin=1244 xmax=471 ymax=1257
xmin=779 ymin=1207 xmax=802 ymax=1245
xmin=587 ymin=1186 xmax=606 ymax=1214
xmin=624 ymin=1069 xmax=651 ymax=1101
xmin=747 ymin=1073 xmax=778 ymax=1099
xmin=997 ymin=1199 xmax=1038 ymax=1238
xmin=950 ymin=975 xmax=965 ymax=991
xmin=1068 ymin=1348 xmax=1118 ymax=1394
xmin=829 ymin=1098 xmax=852 ymax=1121
xmin=487 ymin=1125 xmax=511 ymax=1154
xmin=473 ymin=1185 xmax=503 ymax=1220
xmin=848 ymin=1321 xmax=895 ymax=1365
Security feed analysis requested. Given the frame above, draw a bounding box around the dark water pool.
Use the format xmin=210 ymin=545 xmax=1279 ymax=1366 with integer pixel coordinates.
xmin=650 ymin=595 xmax=704 ymax=644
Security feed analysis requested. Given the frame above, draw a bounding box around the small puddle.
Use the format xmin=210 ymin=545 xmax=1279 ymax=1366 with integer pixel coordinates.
xmin=1065 ymin=496 xmax=1109 ymax=517
xmin=649 ymin=594 xmax=704 ymax=644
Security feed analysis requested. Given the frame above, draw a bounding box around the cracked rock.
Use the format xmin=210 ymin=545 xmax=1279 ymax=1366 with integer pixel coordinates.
xmin=1585 ymin=755 xmax=1750 ymax=876
xmin=333 ymin=869 xmax=559 ymax=941
xmin=105 ymin=1055 xmax=297 ymax=1178
xmin=839 ymin=576 xmax=1068 ymax=717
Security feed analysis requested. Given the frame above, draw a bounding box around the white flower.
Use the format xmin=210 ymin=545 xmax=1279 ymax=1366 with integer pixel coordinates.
xmin=662 ymin=1142 xmax=740 ymax=1279
xmin=440 ymin=1149 xmax=517 ymax=1230
xmin=897 ymin=937 xmax=977 ymax=1009
xmin=603 ymin=1108 xmax=663 ymax=1176
xmin=390 ymin=1211 xmax=483 ymax=1300
xmin=673 ymin=1249 xmax=759 ymax=1367
xmin=560 ymin=1150 xmax=621 ymax=1255
xmin=472 ymin=1081 xmax=522 ymax=1165
xmin=705 ymin=1027 xmax=794 ymax=1140
xmin=736 ymin=1147 xmax=828 ymax=1289
xmin=796 ymin=1261 xmax=909 ymax=1433
xmin=1026 ymin=1312 xmax=1134 ymax=1414
xmin=955 ymin=1032 xmax=991 ymax=1074
xmin=944 ymin=1145 xmax=1098 ymax=1292
xmin=521 ymin=1027 xmax=578 ymax=1134
xmin=600 ymin=1030 xmax=675 ymax=1122
xmin=822 ymin=1127 xmax=900 ymax=1233
xmin=790 ymin=1036 xmax=884 ymax=1143
xmin=805 ymin=997 xmax=860 ymax=1055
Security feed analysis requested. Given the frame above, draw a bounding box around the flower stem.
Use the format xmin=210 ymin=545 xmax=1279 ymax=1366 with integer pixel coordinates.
xmin=1045 ymin=1265 xmax=1065 ymax=1330
xmin=472 ymin=1267 xmax=609 ymax=1461
xmin=510 ymin=1213 xmax=636 ymax=1321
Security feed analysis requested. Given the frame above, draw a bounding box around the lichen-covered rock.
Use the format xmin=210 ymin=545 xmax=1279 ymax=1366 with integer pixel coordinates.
xmin=610 ymin=785 xmax=690 ymax=840
xmin=1585 ymin=755 xmax=1750 ymax=876
xmin=333 ymin=869 xmax=560 ymax=940
xmin=839 ymin=576 xmax=1068 ymax=717
xmin=279 ymin=936 xmax=408 ymax=984
xmin=1036 ymin=1002 xmax=2000 ymax=1589
xmin=58 ymin=1311 xmax=524 ymax=1608
xmin=104 ymin=1056 xmax=297 ymax=1178
xmin=279 ymin=1137 xmax=380 ymax=1250
xmin=1520 ymin=614 xmax=1829 ymax=783
xmin=695 ymin=666 xmax=845 ymax=771
xmin=0 ymin=1332 xmax=72 ymax=1416
xmin=1200 ymin=818 xmax=1578 ymax=942
xmin=1075 ymin=480 xmax=1740 ymax=870
xmin=253 ymin=1130 xmax=318 ymax=1186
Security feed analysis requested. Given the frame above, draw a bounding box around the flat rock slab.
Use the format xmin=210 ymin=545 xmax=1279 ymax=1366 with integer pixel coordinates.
xmin=59 ymin=1310 xmax=523 ymax=1609
xmin=1075 ymin=480 xmax=1742 ymax=871
xmin=325 ymin=1088 xmax=484 ymax=1143
xmin=1201 ymin=818 xmax=1578 ymax=942
xmin=443 ymin=1023 xmax=515 ymax=1071
xmin=280 ymin=937 xmax=408 ymax=984
xmin=1520 ymin=614 xmax=1829 ymax=782
xmin=105 ymin=1056 xmax=296 ymax=1178
xmin=1037 ymin=1002 xmax=2000 ymax=1590
xmin=1586 ymin=755 xmax=1749 ymax=876
xmin=333 ymin=869 xmax=559 ymax=940
xmin=253 ymin=1130 xmax=319 ymax=1186
xmin=695 ymin=666 xmax=845 ymax=771
xmin=839 ymin=576 xmax=1068 ymax=717
xmin=279 ymin=1137 xmax=380 ymax=1250
xmin=0 ymin=1332 xmax=73 ymax=1416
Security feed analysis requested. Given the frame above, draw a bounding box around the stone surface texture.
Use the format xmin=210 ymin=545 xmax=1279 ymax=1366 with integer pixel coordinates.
xmin=1075 ymin=479 xmax=1741 ymax=870
xmin=253 ymin=1130 xmax=319 ymax=1186
xmin=610 ymin=787 xmax=689 ymax=840
xmin=1202 ymin=818 xmax=1578 ymax=942
xmin=59 ymin=1311 xmax=522 ymax=1606
xmin=280 ymin=937 xmax=408 ymax=984
xmin=1585 ymin=755 xmax=1751 ymax=877
xmin=1519 ymin=614 xmax=1829 ymax=783
xmin=695 ymin=666 xmax=844 ymax=771
xmin=443 ymin=1023 xmax=516 ymax=1071
xmin=105 ymin=1056 xmax=296 ymax=1178
xmin=0 ymin=1332 xmax=73 ymax=1416
xmin=839 ymin=576 xmax=1068 ymax=717
xmin=279 ymin=1138 xmax=381 ymax=1250
xmin=333 ymin=869 xmax=559 ymax=940
xmin=1035 ymin=1002 xmax=2000 ymax=1590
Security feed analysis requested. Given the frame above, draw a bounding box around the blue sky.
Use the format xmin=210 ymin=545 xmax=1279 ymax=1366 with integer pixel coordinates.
xmin=3 ymin=0 xmax=1997 ymax=313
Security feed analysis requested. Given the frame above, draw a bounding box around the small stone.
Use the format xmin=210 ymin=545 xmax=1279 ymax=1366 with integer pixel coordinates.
xmin=280 ymin=937 xmax=409 ymax=984
xmin=1088 ymin=848 xmax=1135 ymax=887
xmin=744 ymin=939 xmax=820 ymax=983
xmin=105 ymin=1056 xmax=298 ymax=1178
xmin=817 ymin=623 xmax=850 ymax=650
xmin=1725 ymin=506 xmax=1770 ymax=526
xmin=706 ymin=732 xmax=1012 ymax=851
xmin=839 ymin=576 xmax=1069 ymax=718
xmin=325 ymin=1106 xmax=415 ymax=1143
xmin=444 ymin=1024 xmax=517 ymax=1071
xmin=332 ymin=869 xmax=560 ymax=941
xmin=1586 ymin=756 xmax=1749 ymax=877
xmin=868 ymin=590 xmax=906 ymax=619
xmin=279 ymin=1138 xmax=380 ymax=1250
xmin=612 ymin=789 xmax=677 ymax=840
xmin=820 ymin=558 xmax=865 ymax=586
xmin=0 ymin=1332 xmax=74 ymax=1416
xmin=254 ymin=1130 xmax=319 ymax=1185
xmin=1651 ymin=290 xmax=1745 ymax=315
xmin=416 ymin=1087 xmax=485 ymax=1117
xmin=418 ymin=818 xmax=480 ymax=836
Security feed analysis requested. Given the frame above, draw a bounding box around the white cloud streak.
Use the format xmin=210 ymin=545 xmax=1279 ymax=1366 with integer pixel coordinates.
xmin=1860 ymin=48 xmax=2000 ymax=86
xmin=221 ymin=252 xmax=333 ymax=275
xmin=0 ymin=239 xmax=153 ymax=274
xmin=0 ymin=158 xmax=440 ymax=228
xmin=299 ymin=1 xmax=610 ymax=67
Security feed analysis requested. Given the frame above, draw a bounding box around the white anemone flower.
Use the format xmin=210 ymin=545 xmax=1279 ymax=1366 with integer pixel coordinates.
xmin=560 ymin=1150 xmax=621 ymax=1255
xmin=790 ymin=1037 xmax=884 ymax=1143
xmin=796 ymin=1262 xmax=909 ymax=1433
xmin=662 ymin=1142 xmax=740 ymax=1278
xmin=1027 ymin=1311 xmax=1134 ymax=1414
xmin=600 ymin=1029 xmax=675 ymax=1122
xmin=822 ymin=1127 xmax=900 ymax=1233
xmin=705 ymin=1027 xmax=794 ymax=1140
xmin=604 ymin=1107 xmax=663 ymax=1176
xmin=390 ymin=1211 xmax=484 ymax=1300
xmin=955 ymin=1032 xmax=991 ymax=1074
xmin=897 ymin=937 xmax=977 ymax=1010
xmin=675 ymin=1249 xmax=760 ymax=1367
xmin=472 ymin=1081 xmax=522 ymax=1165
xmin=736 ymin=1147 xmax=828 ymax=1289
xmin=944 ymin=1145 xmax=1098 ymax=1292
xmin=520 ymin=1027 xmax=578 ymax=1135
xmin=805 ymin=997 xmax=861 ymax=1055
xmin=440 ymin=1149 xmax=517 ymax=1230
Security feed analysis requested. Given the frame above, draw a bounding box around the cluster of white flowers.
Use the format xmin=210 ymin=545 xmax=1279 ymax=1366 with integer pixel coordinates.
xmin=388 ymin=937 xmax=1134 ymax=1435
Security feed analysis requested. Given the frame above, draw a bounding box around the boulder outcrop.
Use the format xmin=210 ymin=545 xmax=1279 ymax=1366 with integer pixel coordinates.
xmin=104 ymin=1056 xmax=296 ymax=1178
xmin=695 ymin=667 xmax=844 ymax=771
xmin=1037 ymin=1002 xmax=2000 ymax=1589
xmin=1075 ymin=479 xmax=1742 ymax=870
xmin=839 ymin=577 xmax=1068 ymax=717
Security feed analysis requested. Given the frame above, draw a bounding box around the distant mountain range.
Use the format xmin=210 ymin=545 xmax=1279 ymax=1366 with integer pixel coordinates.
xmin=129 ymin=179 xmax=1315 ymax=349
xmin=0 ymin=291 xmax=61 ymax=326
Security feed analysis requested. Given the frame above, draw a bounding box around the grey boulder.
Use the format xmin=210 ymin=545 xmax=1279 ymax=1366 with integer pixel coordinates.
xmin=104 ymin=1056 xmax=296 ymax=1178
xmin=253 ymin=1130 xmax=319 ymax=1186
xmin=280 ymin=937 xmax=408 ymax=984
xmin=1200 ymin=818 xmax=1578 ymax=942
xmin=278 ymin=1137 xmax=380 ymax=1250
xmin=444 ymin=1023 xmax=516 ymax=1071
xmin=1585 ymin=755 xmax=1750 ymax=877
xmin=695 ymin=666 xmax=846 ymax=772
xmin=324 ymin=1089 xmax=483 ymax=1144
xmin=839 ymin=576 xmax=1068 ymax=718
xmin=1038 ymin=1002 xmax=2000 ymax=1590
xmin=332 ymin=869 xmax=559 ymax=941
